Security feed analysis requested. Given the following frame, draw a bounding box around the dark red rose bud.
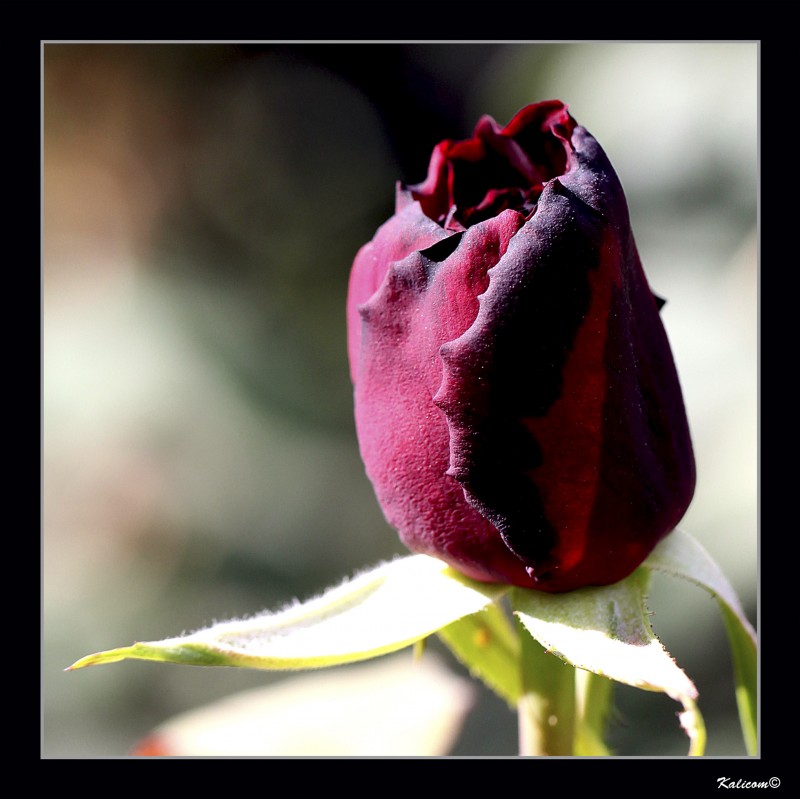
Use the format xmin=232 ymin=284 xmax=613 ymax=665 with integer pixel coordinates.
xmin=347 ymin=101 xmax=695 ymax=592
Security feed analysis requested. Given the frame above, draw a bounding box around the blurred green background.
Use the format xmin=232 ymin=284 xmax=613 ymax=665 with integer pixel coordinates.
xmin=43 ymin=42 xmax=757 ymax=757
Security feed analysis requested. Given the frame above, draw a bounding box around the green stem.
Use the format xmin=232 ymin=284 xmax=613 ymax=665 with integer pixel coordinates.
xmin=574 ymin=668 xmax=613 ymax=755
xmin=517 ymin=620 xmax=576 ymax=756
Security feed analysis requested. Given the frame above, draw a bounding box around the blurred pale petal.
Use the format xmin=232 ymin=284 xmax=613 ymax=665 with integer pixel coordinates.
xmin=132 ymin=653 xmax=474 ymax=756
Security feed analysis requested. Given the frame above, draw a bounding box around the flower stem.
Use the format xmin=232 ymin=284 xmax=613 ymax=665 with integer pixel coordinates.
xmin=517 ymin=620 xmax=576 ymax=756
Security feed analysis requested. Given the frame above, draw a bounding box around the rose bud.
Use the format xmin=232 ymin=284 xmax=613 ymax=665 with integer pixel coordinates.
xmin=347 ymin=101 xmax=695 ymax=593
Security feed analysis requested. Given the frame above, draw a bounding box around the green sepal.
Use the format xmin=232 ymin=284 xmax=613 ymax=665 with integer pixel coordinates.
xmin=645 ymin=528 xmax=757 ymax=754
xmin=511 ymin=568 xmax=705 ymax=755
xmin=720 ymin=604 xmax=757 ymax=755
xmin=68 ymin=556 xmax=507 ymax=672
xmin=437 ymin=600 xmax=521 ymax=707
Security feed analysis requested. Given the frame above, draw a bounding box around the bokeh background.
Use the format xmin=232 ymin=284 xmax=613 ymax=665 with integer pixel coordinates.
xmin=43 ymin=42 xmax=757 ymax=757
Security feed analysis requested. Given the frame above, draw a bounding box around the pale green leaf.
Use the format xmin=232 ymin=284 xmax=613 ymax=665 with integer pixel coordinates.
xmin=68 ymin=555 xmax=507 ymax=672
xmin=437 ymin=601 xmax=521 ymax=706
xmin=511 ymin=569 xmax=705 ymax=755
xmin=645 ymin=528 xmax=757 ymax=754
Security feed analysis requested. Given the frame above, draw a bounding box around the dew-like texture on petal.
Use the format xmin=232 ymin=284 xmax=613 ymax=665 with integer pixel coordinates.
xmin=347 ymin=102 xmax=695 ymax=592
